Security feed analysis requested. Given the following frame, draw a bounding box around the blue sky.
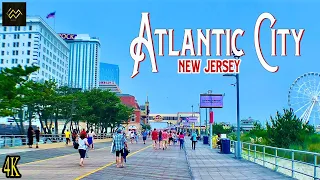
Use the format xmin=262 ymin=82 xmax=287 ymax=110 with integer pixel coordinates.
xmin=12 ymin=0 xmax=320 ymax=125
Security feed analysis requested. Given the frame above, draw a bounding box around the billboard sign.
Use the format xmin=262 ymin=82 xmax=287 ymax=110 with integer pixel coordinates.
xmin=58 ymin=33 xmax=77 ymax=40
xmin=179 ymin=116 xmax=198 ymax=123
xmin=154 ymin=115 xmax=163 ymax=122
xmin=200 ymin=94 xmax=223 ymax=108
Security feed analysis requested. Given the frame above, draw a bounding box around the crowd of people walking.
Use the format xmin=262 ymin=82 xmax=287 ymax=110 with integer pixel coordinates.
xmin=26 ymin=125 xmax=200 ymax=168
xmin=149 ymin=128 xmax=199 ymax=150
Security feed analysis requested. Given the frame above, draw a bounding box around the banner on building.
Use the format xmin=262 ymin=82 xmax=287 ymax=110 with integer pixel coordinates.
xmin=179 ymin=116 xmax=198 ymax=123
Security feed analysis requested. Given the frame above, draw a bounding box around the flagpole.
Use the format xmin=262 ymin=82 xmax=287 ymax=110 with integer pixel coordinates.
xmin=54 ymin=14 xmax=56 ymax=30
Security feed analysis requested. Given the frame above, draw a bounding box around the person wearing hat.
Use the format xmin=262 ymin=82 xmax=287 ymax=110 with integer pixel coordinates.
xmin=113 ymin=129 xmax=128 ymax=168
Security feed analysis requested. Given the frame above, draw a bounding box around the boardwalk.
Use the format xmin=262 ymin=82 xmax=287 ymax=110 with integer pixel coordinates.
xmin=184 ymin=140 xmax=293 ymax=180
xmin=0 ymin=138 xmax=294 ymax=180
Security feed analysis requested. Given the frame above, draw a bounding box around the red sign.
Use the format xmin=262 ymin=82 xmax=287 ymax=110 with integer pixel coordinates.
xmin=209 ymin=111 xmax=214 ymax=124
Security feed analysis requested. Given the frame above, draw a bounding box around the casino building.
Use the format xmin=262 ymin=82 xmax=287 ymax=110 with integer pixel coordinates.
xmin=98 ymin=62 xmax=120 ymax=93
xmin=100 ymin=62 xmax=120 ymax=86
xmin=98 ymin=81 xmax=121 ymax=94
xmin=0 ymin=16 xmax=69 ymax=85
xmin=59 ymin=33 xmax=101 ymax=90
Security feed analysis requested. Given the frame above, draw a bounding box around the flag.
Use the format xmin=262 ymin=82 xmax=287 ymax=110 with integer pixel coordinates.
xmin=46 ymin=12 xmax=56 ymax=19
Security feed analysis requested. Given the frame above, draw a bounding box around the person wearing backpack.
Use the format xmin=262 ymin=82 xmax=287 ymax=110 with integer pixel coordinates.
xmin=191 ymin=131 xmax=198 ymax=150
xmin=77 ymin=133 xmax=90 ymax=167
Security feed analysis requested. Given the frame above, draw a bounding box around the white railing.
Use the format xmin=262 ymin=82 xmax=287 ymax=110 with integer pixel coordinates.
xmin=230 ymin=140 xmax=320 ymax=180
xmin=0 ymin=133 xmax=113 ymax=148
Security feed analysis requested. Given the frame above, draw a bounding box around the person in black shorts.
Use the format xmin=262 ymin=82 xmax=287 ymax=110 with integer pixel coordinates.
xmin=35 ymin=127 xmax=40 ymax=148
xmin=113 ymin=129 xmax=128 ymax=168
xmin=158 ymin=130 xmax=163 ymax=149
xmin=168 ymin=131 xmax=173 ymax=145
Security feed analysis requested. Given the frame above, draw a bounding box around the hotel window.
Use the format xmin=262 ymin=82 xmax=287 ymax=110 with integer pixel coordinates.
xmin=1 ymin=43 xmax=4 ymax=47
xmin=12 ymin=50 xmax=15 ymax=55
xmin=3 ymin=27 xmax=6 ymax=31
xmin=3 ymin=35 xmax=6 ymax=39
xmin=0 ymin=59 xmax=3 ymax=64
xmin=27 ymin=50 xmax=30 ymax=55
xmin=131 ymin=115 xmax=135 ymax=122
xmin=28 ymin=42 xmax=31 ymax=47
xmin=27 ymin=59 xmax=30 ymax=63
xmin=29 ymin=26 xmax=32 ymax=30
xmin=28 ymin=34 xmax=32 ymax=39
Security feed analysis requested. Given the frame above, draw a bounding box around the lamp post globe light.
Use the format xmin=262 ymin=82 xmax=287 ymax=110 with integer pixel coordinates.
xmin=223 ymin=53 xmax=241 ymax=159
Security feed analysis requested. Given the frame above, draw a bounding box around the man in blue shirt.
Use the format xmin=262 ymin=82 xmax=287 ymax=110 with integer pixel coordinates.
xmin=142 ymin=130 xmax=148 ymax=144
xmin=113 ymin=129 xmax=128 ymax=168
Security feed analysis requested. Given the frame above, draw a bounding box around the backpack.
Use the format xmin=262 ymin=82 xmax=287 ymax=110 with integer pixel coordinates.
xmin=73 ymin=141 xmax=79 ymax=149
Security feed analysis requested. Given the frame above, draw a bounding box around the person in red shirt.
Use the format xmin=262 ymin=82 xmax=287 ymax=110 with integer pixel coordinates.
xmin=151 ymin=128 xmax=158 ymax=149
xmin=178 ymin=132 xmax=185 ymax=150
xmin=80 ymin=129 xmax=87 ymax=137
xmin=162 ymin=130 xmax=169 ymax=150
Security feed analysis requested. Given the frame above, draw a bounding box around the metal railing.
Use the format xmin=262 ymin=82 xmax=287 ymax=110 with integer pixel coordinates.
xmin=0 ymin=133 xmax=113 ymax=148
xmin=230 ymin=140 xmax=320 ymax=180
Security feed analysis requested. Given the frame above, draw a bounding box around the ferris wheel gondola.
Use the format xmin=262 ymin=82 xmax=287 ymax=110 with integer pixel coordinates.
xmin=288 ymin=72 xmax=320 ymax=126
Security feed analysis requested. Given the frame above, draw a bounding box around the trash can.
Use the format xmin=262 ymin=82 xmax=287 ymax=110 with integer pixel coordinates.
xmin=221 ymin=138 xmax=231 ymax=154
xmin=203 ymin=136 xmax=209 ymax=144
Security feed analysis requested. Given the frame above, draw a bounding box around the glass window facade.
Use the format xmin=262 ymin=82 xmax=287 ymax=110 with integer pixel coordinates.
xmin=99 ymin=62 xmax=119 ymax=86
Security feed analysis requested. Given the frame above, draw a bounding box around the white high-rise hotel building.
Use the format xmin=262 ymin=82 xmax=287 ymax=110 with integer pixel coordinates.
xmin=60 ymin=34 xmax=100 ymax=90
xmin=0 ymin=16 xmax=69 ymax=85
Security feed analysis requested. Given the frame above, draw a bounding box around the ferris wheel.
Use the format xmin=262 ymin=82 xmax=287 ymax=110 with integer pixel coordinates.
xmin=288 ymin=72 xmax=320 ymax=126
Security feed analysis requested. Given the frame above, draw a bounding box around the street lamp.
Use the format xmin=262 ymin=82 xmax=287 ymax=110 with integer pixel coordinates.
xmin=223 ymin=54 xmax=241 ymax=159
xmin=207 ymin=90 xmax=213 ymax=149
xmin=191 ymin=105 xmax=194 ymax=117
xmin=198 ymin=103 xmax=201 ymax=135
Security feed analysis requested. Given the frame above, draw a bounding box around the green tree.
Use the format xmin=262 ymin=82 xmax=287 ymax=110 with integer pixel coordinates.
xmin=0 ymin=65 xmax=39 ymax=134
xmin=78 ymin=89 xmax=133 ymax=133
xmin=25 ymin=80 xmax=57 ymax=134
xmin=141 ymin=124 xmax=151 ymax=130
xmin=0 ymin=65 xmax=38 ymax=115
xmin=212 ymin=123 xmax=233 ymax=135
xmin=266 ymin=108 xmax=315 ymax=148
